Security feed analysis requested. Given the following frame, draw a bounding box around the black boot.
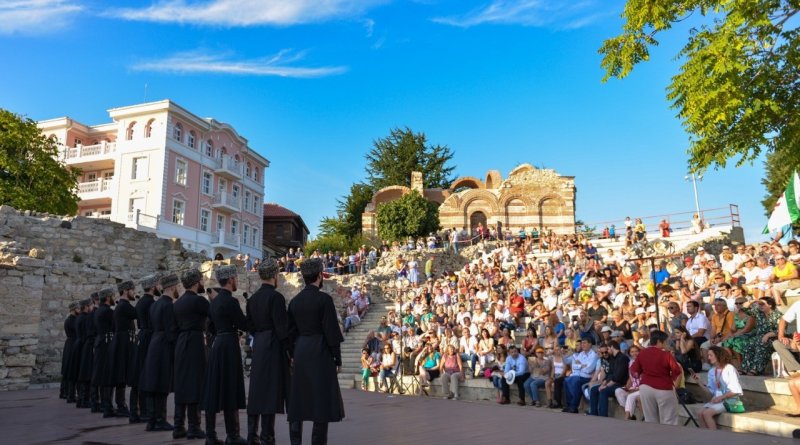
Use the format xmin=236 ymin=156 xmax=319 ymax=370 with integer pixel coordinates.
xmin=114 ymin=385 xmax=130 ymax=417
xmin=145 ymin=394 xmax=156 ymax=431
xmin=247 ymin=415 xmax=259 ymax=445
xmin=206 ymin=411 xmax=223 ymax=445
xmin=102 ymin=387 xmax=115 ymax=418
xmin=187 ymin=404 xmax=206 ymax=439
xmin=77 ymin=382 xmax=88 ymax=408
xmin=153 ymin=394 xmax=174 ymax=431
xmin=129 ymin=388 xmax=141 ymax=423
xmin=260 ymin=414 xmax=275 ymax=445
xmin=90 ymin=386 xmax=101 ymax=413
xmin=311 ymin=422 xmax=328 ymax=445
xmin=289 ymin=421 xmax=303 ymax=445
xmin=173 ymin=403 xmax=187 ymax=438
xmin=66 ymin=381 xmax=77 ymax=403
xmin=139 ymin=391 xmax=151 ymax=423
xmin=59 ymin=379 xmax=67 ymax=399
xmin=223 ymin=410 xmax=247 ymax=445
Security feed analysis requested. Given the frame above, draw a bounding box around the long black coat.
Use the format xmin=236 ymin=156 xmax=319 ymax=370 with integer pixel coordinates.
xmin=61 ymin=314 xmax=77 ymax=381
xmin=78 ymin=309 xmax=97 ymax=383
xmin=68 ymin=312 xmax=86 ymax=381
xmin=133 ymin=294 xmax=155 ymax=389
xmin=246 ymin=284 xmax=290 ymax=415
xmin=108 ymin=299 xmax=137 ymax=386
xmin=287 ymin=285 xmax=345 ymax=423
xmin=91 ymin=303 xmax=114 ymax=387
xmin=202 ymin=289 xmax=247 ymax=412
xmin=173 ymin=291 xmax=209 ymax=404
xmin=140 ymin=295 xmax=176 ymax=394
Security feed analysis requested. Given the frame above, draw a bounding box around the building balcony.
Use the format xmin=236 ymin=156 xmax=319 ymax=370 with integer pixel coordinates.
xmin=211 ymin=231 xmax=240 ymax=250
xmin=76 ymin=178 xmax=113 ymax=201
xmin=213 ymin=155 xmax=243 ymax=179
xmin=212 ymin=192 xmax=241 ymax=213
xmin=63 ymin=142 xmax=116 ymax=165
xmin=126 ymin=210 xmax=158 ymax=232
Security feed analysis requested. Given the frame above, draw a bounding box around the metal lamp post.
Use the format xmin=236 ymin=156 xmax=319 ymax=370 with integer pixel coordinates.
xmin=685 ymin=173 xmax=703 ymax=216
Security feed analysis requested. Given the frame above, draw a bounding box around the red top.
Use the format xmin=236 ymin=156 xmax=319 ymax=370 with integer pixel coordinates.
xmin=630 ymin=346 xmax=683 ymax=391
xmin=509 ymin=295 xmax=525 ymax=315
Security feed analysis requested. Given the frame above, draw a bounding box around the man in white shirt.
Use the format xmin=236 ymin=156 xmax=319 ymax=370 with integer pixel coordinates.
xmin=685 ymin=300 xmax=711 ymax=344
xmin=562 ymin=338 xmax=598 ymax=413
xmin=775 ymin=300 xmax=800 ymax=417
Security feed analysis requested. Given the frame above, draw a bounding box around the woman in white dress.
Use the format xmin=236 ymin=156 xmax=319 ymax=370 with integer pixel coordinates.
xmin=407 ymin=256 xmax=419 ymax=285
xmin=695 ymin=346 xmax=744 ymax=429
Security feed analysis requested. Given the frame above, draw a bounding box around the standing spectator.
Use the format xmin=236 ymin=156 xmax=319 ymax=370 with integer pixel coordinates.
xmin=562 ymin=338 xmax=598 ymax=413
xmin=425 ymin=255 xmax=434 ymax=280
xmin=630 ymin=330 xmax=683 ymax=425
xmin=659 ymin=219 xmax=670 ymax=237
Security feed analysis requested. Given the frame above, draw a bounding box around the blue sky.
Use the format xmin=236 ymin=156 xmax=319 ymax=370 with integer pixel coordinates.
xmin=0 ymin=0 xmax=776 ymax=242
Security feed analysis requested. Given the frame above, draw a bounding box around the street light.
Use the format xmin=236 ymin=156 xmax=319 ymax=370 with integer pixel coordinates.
xmin=684 ymin=173 xmax=703 ymax=216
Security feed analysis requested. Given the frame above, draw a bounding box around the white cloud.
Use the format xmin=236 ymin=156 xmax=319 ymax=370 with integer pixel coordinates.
xmin=131 ymin=49 xmax=348 ymax=78
xmin=0 ymin=0 xmax=82 ymax=34
xmin=432 ymin=0 xmax=608 ymax=29
xmin=112 ymin=0 xmax=387 ymax=26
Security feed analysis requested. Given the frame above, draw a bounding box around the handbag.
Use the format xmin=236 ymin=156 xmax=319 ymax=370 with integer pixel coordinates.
xmin=723 ymin=398 xmax=745 ymax=413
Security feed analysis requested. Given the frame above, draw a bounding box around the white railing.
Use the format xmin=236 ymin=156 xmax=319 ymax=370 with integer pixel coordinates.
xmin=65 ymin=141 xmax=116 ymax=160
xmin=77 ymin=178 xmax=112 ymax=194
xmin=212 ymin=231 xmax=240 ymax=249
xmin=213 ymin=192 xmax=241 ymax=210
xmin=213 ymin=155 xmax=243 ymax=177
xmin=127 ymin=210 xmax=158 ymax=230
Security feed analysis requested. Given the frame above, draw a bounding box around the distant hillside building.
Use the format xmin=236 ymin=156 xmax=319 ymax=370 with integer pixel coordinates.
xmin=38 ymin=100 xmax=269 ymax=260
xmin=362 ymin=164 xmax=576 ymax=237
xmin=262 ymin=203 xmax=309 ymax=257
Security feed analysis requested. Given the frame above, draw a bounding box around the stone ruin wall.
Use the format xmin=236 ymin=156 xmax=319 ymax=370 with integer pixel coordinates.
xmin=0 ymin=206 xmax=351 ymax=390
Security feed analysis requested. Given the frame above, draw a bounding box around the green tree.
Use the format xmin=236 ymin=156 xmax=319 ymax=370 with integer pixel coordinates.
xmin=599 ymin=1 xmax=800 ymax=212
xmin=0 ymin=109 xmax=80 ymax=215
xmin=320 ymin=182 xmax=375 ymax=239
xmin=365 ymin=127 xmax=456 ymax=190
xmin=375 ymin=190 xmax=440 ymax=242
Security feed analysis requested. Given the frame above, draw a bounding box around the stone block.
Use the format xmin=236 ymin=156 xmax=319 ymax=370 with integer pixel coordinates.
xmin=4 ymin=353 xmax=35 ymax=367
xmin=7 ymin=367 xmax=32 ymax=378
xmin=7 ymin=338 xmax=37 ymax=347
xmin=21 ymin=274 xmax=44 ymax=288
xmin=0 ymin=323 xmax=38 ymax=335
xmin=15 ymin=257 xmax=45 ymax=268
xmin=0 ymin=368 xmax=7 ymax=379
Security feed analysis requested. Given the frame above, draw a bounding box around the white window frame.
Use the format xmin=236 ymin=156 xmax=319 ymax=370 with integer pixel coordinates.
xmin=175 ymin=158 xmax=187 ymax=186
xmin=202 ymin=171 xmax=213 ymax=196
xmin=216 ymin=214 xmax=225 ymax=233
xmin=231 ymin=219 xmax=239 ymax=235
xmin=243 ymin=224 xmax=250 ymax=246
xmin=200 ymin=209 xmax=211 ymax=232
xmin=244 ymin=191 xmax=251 ymax=213
xmin=132 ymin=156 xmax=147 ymax=180
xmin=187 ymin=131 xmax=196 ymax=149
xmin=172 ymin=199 xmax=185 ymax=225
xmin=252 ymin=228 xmax=258 ymax=247
xmin=232 ymin=185 xmax=240 ymax=199
xmin=205 ymin=140 xmax=213 ymax=157
xmin=173 ymin=122 xmax=182 ymax=141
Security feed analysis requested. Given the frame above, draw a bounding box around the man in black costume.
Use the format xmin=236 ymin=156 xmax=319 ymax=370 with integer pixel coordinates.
xmin=287 ymin=258 xmax=345 ymax=445
xmin=80 ymin=294 xmax=100 ymax=412
xmin=108 ymin=280 xmax=137 ymax=417
xmin=92 ymin=287 xmax=116 ymax=418
xmin=61 ymin=301 xmax=79 ymax=403
xmin=132 ymin=273 xmax=159 ymax=423
xmin=246 ymin=258 xmax=289 ymax=445
xmin=141 ymin=272 xmax=179 ymax=432
xmin=74 ymin=298 xmax=91 ymax=408
xmin=202 ymin=264 xmax=248 ymax=445
xmin=172 ymin=268 xmax=209 ymax=440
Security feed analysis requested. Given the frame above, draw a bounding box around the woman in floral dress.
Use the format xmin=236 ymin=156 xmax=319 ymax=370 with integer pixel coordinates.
xmin=739 ymin=297 xmax=781 ymax=376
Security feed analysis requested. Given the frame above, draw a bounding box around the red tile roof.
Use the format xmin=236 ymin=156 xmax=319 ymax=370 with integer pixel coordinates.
xmin=263 ymin=203 xmax=300 ymax=218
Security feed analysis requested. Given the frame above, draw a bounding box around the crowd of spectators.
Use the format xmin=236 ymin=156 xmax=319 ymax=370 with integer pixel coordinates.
xmin=356 ymin=227 xmax=800 ymax=429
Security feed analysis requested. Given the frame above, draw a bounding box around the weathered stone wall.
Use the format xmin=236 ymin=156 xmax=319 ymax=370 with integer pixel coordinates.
xmin=0 ymin=206 xmax=351 ymax=390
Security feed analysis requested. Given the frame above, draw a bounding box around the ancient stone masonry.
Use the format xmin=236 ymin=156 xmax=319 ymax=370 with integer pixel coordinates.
xmin=362 ymin=163 xmax=576 ymax=237
xmin=0 ymin=206 xmax=349 ymax=390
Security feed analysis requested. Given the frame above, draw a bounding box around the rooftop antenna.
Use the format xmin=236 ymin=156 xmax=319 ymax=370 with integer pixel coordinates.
xmin=143 ymin=83 xmax=148 ymax=102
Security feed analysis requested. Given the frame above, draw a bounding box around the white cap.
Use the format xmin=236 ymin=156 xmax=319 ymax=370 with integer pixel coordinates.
xmin=635 ymin=308 xmax=645 ymax=315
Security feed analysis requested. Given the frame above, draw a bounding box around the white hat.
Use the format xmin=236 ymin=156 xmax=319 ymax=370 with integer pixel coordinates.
xmin=611 ymin=330 xmax=624 ymax=338
xmin=504 ymin=370 xmax=516 ymax=385
xmin=635 ymin=308 xmax=645 ymax=315
xmin=697 ymin=246 xmax=705 ymax=251
xmin=601 ymin=326 xmax=612 ymax=333
xmin=647 ymin=305 xmax=656 ymax=312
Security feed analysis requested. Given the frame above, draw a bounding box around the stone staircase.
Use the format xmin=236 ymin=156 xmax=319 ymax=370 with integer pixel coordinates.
xmin=337 ymin=295 xmax=393 ymax=389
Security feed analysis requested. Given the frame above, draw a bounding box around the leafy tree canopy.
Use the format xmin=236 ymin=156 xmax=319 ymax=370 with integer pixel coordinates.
xmin=365 ymin=127 xmax=456 ymax=190
xmin=599 ymin=1 xmax=800 ymax=213
xmin=375 ymin=190 xmax=440 ymax=242
xmin=0 ymin=109 xmax=80 ymax=215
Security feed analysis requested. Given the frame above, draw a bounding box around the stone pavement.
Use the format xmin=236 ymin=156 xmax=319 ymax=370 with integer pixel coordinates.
xmin=0 ymin=387 xmax=792 ymax=445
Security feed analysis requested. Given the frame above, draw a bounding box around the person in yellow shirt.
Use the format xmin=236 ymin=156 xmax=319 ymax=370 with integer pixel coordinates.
xmin=771 ymin=254 xmax=799 ymax=301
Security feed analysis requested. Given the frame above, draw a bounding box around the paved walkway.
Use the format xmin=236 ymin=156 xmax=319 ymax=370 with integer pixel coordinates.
xmin=0 ymin=387 xmax=792 ymax=444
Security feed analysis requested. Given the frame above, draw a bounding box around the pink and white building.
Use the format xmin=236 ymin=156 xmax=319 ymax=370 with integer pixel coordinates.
xmin=38 ymin=100 xmax=269 ymax=260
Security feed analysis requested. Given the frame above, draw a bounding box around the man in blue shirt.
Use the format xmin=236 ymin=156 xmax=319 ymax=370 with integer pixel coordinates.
xmin=562 ymin=338 xmax=598 ymax=413
xmin=650 ymin=262 xmax=670 ymax=285
xmin=500 ymin=345 xmax=530 ymax=405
